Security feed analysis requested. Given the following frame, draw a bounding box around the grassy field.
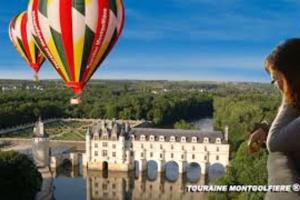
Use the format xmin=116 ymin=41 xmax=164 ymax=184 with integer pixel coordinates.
xmin=7 ymin=121 xmax=91 ymax=141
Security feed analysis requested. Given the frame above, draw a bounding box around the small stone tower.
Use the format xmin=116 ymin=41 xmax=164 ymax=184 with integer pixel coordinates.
xmin=32 ymin=117 xmax=50 ymax=168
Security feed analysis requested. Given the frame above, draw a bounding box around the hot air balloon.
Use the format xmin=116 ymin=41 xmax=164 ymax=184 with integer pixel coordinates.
xmin=9 ymin=11 xmax=45 ymax=81
xmin=28 ymin=0 xmax=125 ymax=104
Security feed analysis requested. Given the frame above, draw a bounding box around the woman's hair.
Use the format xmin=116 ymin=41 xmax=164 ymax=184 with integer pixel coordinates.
xmin=266 ymin=38 xmax=300 ymax=108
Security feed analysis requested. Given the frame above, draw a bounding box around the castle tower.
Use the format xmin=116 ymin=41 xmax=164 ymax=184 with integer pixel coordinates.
xmin=83 ymin=128 xmax=92 ymax=167
xmin=32 ymin=117 xmax=50 ymax=168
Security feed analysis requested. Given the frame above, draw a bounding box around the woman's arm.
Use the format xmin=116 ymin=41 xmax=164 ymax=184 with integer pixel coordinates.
xmin=267 ymin=102 xmax=300 ymax=152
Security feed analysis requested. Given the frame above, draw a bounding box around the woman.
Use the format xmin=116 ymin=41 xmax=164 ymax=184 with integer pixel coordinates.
xmin=248 ymin=38 xmax=300 ymax=199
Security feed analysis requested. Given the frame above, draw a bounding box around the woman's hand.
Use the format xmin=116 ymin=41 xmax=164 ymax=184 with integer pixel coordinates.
xmin=248 ymin=128 xmax=267 ymax=154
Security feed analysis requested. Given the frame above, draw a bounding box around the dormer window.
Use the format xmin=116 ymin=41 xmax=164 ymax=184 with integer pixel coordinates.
xmin=150 ymin=135 xmax=155 ymax=141
xmin=140 ymin=135 xmax=146 ymax=141
xmin=159 ymin=136 xmax=165 ymax=142
xmin=192 ymin=137 xmax=197 ymax=143
xmin=204 ymin=137 xmax=209 ymax=143
xmin=216 ymin=138 xmax=221 ymax=144
xmin=181 ymin=137 xmax=186 ymax=142
xmin=170 ymin=136 xmax=176 ymax=142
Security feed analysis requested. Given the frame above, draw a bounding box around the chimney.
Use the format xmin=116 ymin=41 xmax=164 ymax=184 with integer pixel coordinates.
xmin=224 ymin=125 xmax=229 ymax=141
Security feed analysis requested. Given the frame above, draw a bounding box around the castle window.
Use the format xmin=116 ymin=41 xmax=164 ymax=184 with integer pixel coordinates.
xmin=103 ymin=184 xmax=107 ymax=190
xmin=204 ymin=137 xmax=209 ymax=143
xmin=141 ymin=152 xmax=144 ymax=157
xmin=216 ymin=147 xmax=219 ymax=152
xmin=113 ymin=144 xmax=116 ymax=149
xmin=112 ymin=184 xmax=116 ymax=189
xmin=192 ymin=146 xmax=195 ymax=151
xmin=170 ymin=136 xmax=176 ymax=142
xmin=131 ymin=152 xmax=134 ymax=156
xmin=171 ymin=153 xmax=174 ymax=158
xmin=216 ymin=155 xmax=219 ymax=160
xmin=181 ymin=154 xmax=184 ymax=159
xmin=140 ymin=135 xmax=146 ymax=141
xmin=204 ymin=155 xmax=207 ymax=160
xmin=112 ymin=152 xmax=116 ymax=157
xmin=216 ymin=138 xmax=221 ymax=144
xmin=160 ymin=144 xmax=163 ymax=149
xmin=150 ymin=152 xmax=153 ymax=157
xmin=102 ymin=142 xmax=108 ymax=147
xmin=159 ymin=136 xmax=165 ymax=141
xmin=204 ymin=146 xmax=207 ymax=151
xmin=94 ymin=143 xmax=98 ymax=148
xmin=141 ymin=144 xmax=144 ymax=148
xmin=192 ymin=137 xmax=197 ymax=143
xmin=192 ymin=154 xmax=195 ymax=159
xmin=102 ymin=150 xmax=107 ymax=157
xmin=160 ymin=153 xmax=163 ymax=158
xmin=150 ymin=135 xmax=155 ymax=141
xmin=94 ymin=151 xmax=98 ymax=156
xmin=171 ymin=144 xmax=174 ymax=150
xmin=181 ymin=137 xmax=186 ymax=142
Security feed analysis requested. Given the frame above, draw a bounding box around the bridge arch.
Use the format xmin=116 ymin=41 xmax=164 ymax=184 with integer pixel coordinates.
xmin=102 ymin=161 xmax=108 ymax=171
xmin=147 ymin=160 xmax=158 ymax=181
xmin=208 ymin=162 xmax=225 ymax=182
xmin=164 ymin=161 xmax=179 ymax=182
xmin=186 ymin=162 xmax=201 ymax=183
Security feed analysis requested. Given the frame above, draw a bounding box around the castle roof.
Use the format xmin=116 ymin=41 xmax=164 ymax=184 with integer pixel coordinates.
xmin=131 ymin=128 xmax=225 ymax=143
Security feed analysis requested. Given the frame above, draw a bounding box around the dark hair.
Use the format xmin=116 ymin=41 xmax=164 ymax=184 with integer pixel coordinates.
xmin=266 ymin=38 xmax=300 ymax=108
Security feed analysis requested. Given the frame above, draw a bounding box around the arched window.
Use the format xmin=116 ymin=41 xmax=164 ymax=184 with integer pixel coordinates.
xmin=192 ymin=137 xmax=197 ymax=143
xmin=216 ymin=138 xmax=221 ymax=144
xmin=204 ymin=137 xmax=209 ymax=143
xmin=181 ymin=137 xmax=186 ymax=142
xmin=170 ymin=136 xmax=176 ymax=142
xmin=159 ymin=136 xmax=165 ymax=141
xmin=150 ymin=135 xmax=155 ymax=141
xmin=140 ymin=135 xmax=146 ymax=141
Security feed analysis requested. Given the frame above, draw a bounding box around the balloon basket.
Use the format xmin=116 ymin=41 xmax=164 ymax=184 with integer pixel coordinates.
xmin=33 ymin=74 xmax=39 ymax=82
xmin=70 ymin=96 xmax=82 ymax=105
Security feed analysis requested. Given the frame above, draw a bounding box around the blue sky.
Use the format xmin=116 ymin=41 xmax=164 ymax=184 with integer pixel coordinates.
xmin=1 ymin=0 xmax=300 ymax=82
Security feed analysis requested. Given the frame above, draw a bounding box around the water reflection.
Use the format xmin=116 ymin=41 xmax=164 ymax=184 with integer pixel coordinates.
xmin=52 ymin=162 xmax=223 ymax=200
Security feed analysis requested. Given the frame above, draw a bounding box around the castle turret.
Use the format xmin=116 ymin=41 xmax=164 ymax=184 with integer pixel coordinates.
xmin=32 ymin=117 xmax=50 ymax=168
xmin=85 ymin=128 xmax=91 ymax=162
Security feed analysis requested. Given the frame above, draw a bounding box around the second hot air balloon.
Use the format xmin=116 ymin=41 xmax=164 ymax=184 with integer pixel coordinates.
xmin=28 ymin=0 xmax=125 ymax=103
xmin=9 ymin=11 xmax=45 ymax=81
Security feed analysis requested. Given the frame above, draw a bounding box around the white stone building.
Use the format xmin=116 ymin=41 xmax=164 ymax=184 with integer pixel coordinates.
xmin=82 ymin=120 xmax=230 ymax=175
xmin=32 ymin=118 xmax=50 ymax=168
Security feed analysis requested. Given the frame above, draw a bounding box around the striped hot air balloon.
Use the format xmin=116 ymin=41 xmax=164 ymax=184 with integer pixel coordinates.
xmin=28 ymin=0 xmax=125 ymax=94
xmin=9 ymin=12 xmax=45 ymax=77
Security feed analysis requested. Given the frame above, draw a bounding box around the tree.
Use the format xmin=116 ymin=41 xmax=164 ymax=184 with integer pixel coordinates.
xmin=0 ymin=151 xmax=42 ymax=200
xmin=174 ymin=120 xmax=192 ymax=129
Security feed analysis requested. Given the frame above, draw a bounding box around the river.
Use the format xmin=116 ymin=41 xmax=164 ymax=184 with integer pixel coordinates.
xmin=49 ymin=161 xmax=223 ymax=200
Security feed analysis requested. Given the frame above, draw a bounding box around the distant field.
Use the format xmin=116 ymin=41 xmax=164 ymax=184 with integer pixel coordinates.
xmin=7 ymin=121 xmax=91 ymax=141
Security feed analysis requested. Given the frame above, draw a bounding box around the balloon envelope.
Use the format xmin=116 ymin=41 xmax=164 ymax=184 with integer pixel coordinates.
xmin=9 ymin=12 xmax=45 ymax=73
xmin=28 ymin=0 xmax=125 ymax=94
